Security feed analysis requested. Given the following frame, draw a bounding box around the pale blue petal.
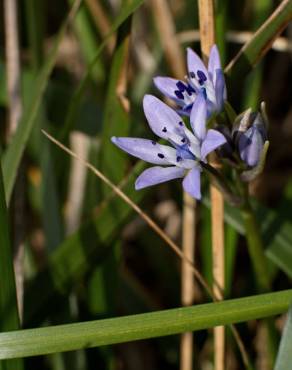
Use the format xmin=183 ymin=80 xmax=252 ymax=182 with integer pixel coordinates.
xmin=208 ymin=45 xmax=221 ymax=83
xmin=153 ymin=77 xmax=186 ymax=106
xmin=238 ymin=126 xmax=264 ymax=167
xmin=143 ymin=95 xmax=187 ymax=144
xmin=182 ymin=166 xmax=201 ymax=199
xmin=214 ymin=69 xmax=226 ymax=110
xmin=111 ymin=137 xmax=177 ymax=165
xmin=135 ymin=166 xmax=185 ymax=190
xmin=201 ymin=129 xmax=227 ymax=159
xmin=187 ymin=48 xmax=208 ymax=78
xmin=190 ymin=92 xmax=207 ymax=140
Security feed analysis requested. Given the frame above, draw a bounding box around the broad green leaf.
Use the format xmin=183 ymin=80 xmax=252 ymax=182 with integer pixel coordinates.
xmin=0 ymin=164 xmax=23 ymax=370
xmin=274 ymin=304 xmax=292 ymax=370
xmin=226 ymin=0 xmax=292 ymax=76
xmin=3 ymin=290 xmax=292 ymax=360
xmin=2 ymin=0 xmax=81 ymax=205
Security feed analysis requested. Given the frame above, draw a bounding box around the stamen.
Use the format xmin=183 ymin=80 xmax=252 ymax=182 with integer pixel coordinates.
xmin=157 ymin=153 xmax=165 ymax=158
xmin=197 ymin=70 xmax=207 ymax=82
xmin=176 ymin=81 xmax=186 ymax=91
xmin=185 ymin=85 xmax=194 ymax=96
xmin=174 ymin=90 xmax=184 ymax=100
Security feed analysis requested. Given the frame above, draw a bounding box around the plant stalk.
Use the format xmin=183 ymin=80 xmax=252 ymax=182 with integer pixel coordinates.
xmin=241 ymin=201 xmax=271 ymax=292
xmin=239 ymin=183 xmax=277 ymax=367
xmin=198 ymin=1 xmax=225 ymax=369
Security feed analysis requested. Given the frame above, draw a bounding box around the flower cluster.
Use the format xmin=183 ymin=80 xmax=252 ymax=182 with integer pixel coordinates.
xmin=111 ymin=45 xmax=268 ymax=201
xmin=154 ymin=45 xmax=226 ymax=117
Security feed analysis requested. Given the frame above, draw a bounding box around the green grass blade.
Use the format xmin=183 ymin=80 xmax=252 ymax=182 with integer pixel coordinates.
xmin=0 ymin=163 xmax=23 ymax=370
xmin=3 ymin=290 xmax=292 ymax=360
xmin=98 ymin=16 xmax=132 ymax=194
xmin=24 ymin=0 xmax=44 ymax=70
xmin=2 ymin=0 xmax=81 ymax=205
xmin=59 ymin=0 xmax=145 ymax=140
xmin=68 ymin=0 xmax=104 ymax=81
xmin=225 ymin=0 xmax=292 ymax=76
xmin=274 ymin=304 xmax=292 ymax=370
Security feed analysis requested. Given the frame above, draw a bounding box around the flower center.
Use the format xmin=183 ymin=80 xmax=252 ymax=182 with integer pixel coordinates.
xmin=174 ymin=81 xmax=196 ymax=106
xmin=175 ymin=144 xmax=196 ymax=162
xmin=189 ymin=70 xmax=216 ymax=106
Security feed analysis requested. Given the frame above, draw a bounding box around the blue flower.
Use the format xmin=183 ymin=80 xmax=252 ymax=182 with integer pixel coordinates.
xmin=154 ymin=45 xmax=226 ymax=117
xmin=111 ymin=93 xmax=226 ymax=200
xmin=238 ymin=112 xmax=267 ymax=167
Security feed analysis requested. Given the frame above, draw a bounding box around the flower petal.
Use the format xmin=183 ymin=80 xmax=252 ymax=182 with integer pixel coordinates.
xmin=182 ymin=166 xmax=201 ymax=199
xmin=190 ymin=92 xmax=207 ymax=140
xmin=187 ymin=48 xmax=209 ymax=89
xmin=111 ymin=137 xmax=177 ymax=165
xmin=208 ymin=45 xmax=222 ymax=83
xmin=135 ymin=166 xmax=185 ymax=190
xmin=214 ymin=69 xmax=226 ymax=110
xmin=201 ymin=129 xmax=227 ymax=159
xmin=238 ymin=126 xmax=264 ymax=167
xmin=153 ymin=77 xmax=190 ymax=107
xmin=143 ymin=95 xmax=187 ymax=144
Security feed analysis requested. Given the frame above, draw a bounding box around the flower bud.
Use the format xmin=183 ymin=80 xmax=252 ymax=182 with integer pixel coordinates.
xmin=237 ymin=112 xmax=267 ymax=167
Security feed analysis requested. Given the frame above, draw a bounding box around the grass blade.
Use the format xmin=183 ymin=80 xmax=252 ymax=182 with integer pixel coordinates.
xmin=59 ymin=0 xmax=145 ymax=140
xmin=274 ymin=304 xmax=292 ymax=370
xmin=2 ymin=0 xmax=81 ymax=205
xmin=3 ymin=290 xmax=292 ymax=360
xmin=226 ymin=0 xmax=292 ymax=76
xmin=0 ymin=163 xmax=23 ymax=370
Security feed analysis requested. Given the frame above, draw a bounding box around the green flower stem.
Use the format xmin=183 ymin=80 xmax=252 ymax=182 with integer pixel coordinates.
xmin=239 ymin=182 xmax=277 ymax=366
xmin=241 ymin=201 xmax=271 ymax=292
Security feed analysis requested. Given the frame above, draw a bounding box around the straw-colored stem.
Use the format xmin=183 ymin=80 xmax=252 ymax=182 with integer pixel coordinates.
xmin=180 ymin=192 xmax=196 ymax=370
xmin=198 ymin=0 xmax=215 ymax=60
xmin=4 ymin=0 xmax=24 ymax=321
xmin=4 ymin=0 xmax=22 ymax=140
xmin=116 ymin=32 xmax=131 ymax=113
xmin=198 ymin=0 xmax=225 ymax=369
xmin=84 ymin=0 xmax=115 ymax=55
xmin=66 ymin=132 xmax=90 ymax=234
xmin=149 ymin=0 xmax=185 ymax=78
xmin=211 ymin=185 xmax=225 ymax=370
